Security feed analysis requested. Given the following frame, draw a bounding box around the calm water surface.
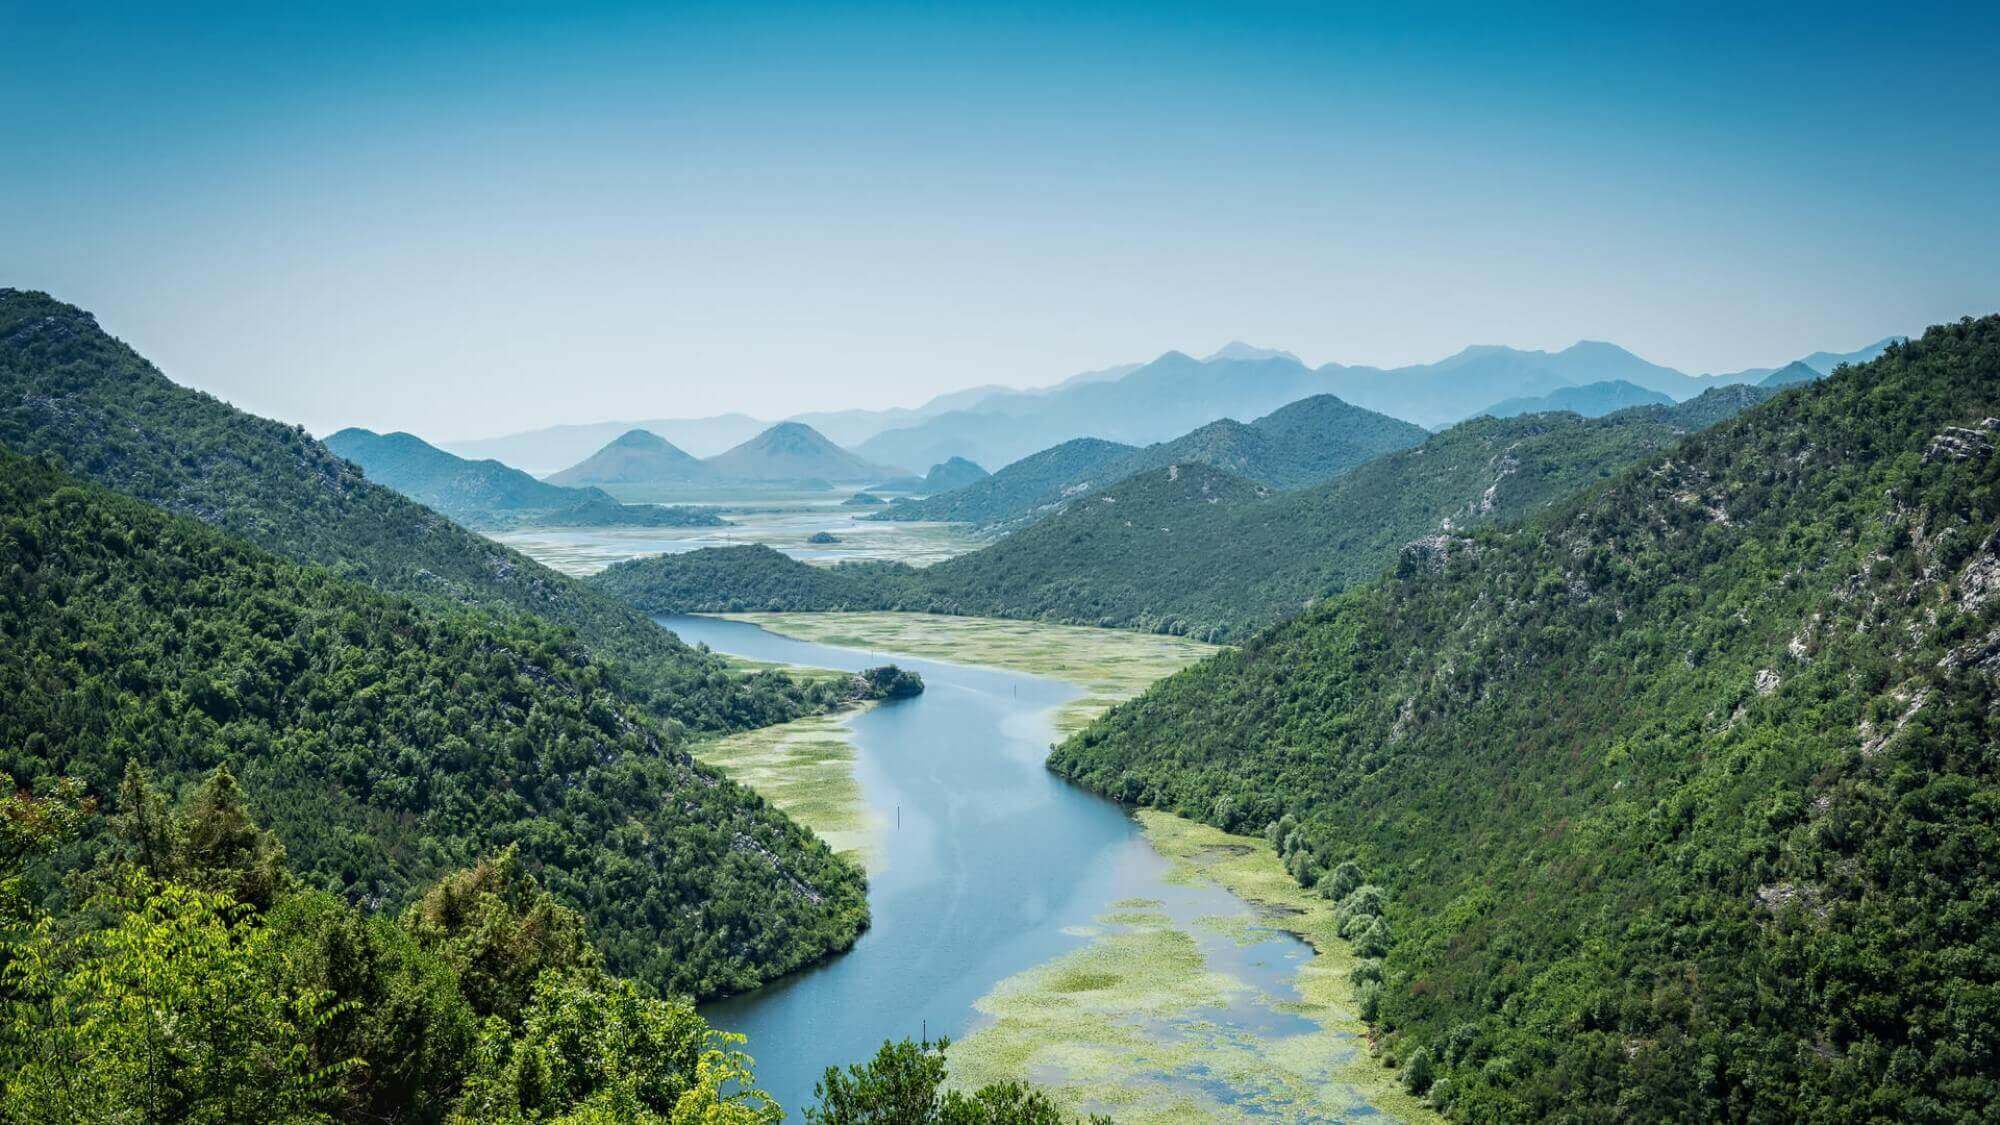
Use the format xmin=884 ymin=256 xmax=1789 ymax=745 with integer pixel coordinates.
xmin=494 ymin=492 xmax=981 ymax=575
xmin=664 ymin=616 xmax=1324 ymax=1118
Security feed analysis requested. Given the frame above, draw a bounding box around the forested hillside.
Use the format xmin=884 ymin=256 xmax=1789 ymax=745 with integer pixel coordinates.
xmin=0 ymin=448 xmax=867 ymax=997
xmin=1050 ymin=319 xmax=2000 ymax=1119
xmin=871 ymin=395 xmax=1423 ymax=530
xmin=1106 ymin=394 xmax=1428 ymax=491
xmin=600 ymin=389 xmax=1771 ymax=639
xmin=0 ymin=769 xmax=1080 ymax=1122
xmin=0 ymin=290 xmax=821 ymax=732
xmin=871 ymin=437 xmax=1137 ymax=525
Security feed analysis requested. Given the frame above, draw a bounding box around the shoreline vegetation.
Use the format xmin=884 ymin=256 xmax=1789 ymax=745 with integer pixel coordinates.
xmin=694 ymin=612 xmax=1431 ymax=1119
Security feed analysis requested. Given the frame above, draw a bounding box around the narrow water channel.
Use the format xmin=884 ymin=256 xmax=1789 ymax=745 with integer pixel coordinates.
xmin=664 ymin=616 xmax=1328 ymax=1119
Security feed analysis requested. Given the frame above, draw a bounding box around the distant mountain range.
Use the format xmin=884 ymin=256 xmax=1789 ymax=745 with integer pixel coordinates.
xmin=446 ymin=413 xmax=771 ymax=473
xmin=442 ymin=334 xmax=1901 ymax=481
xmin=874 ymin=394 xmax=1427 ymax=529
xmin=324 ymin=428 xmax=724 ymax=530
xmin=441 ymin=385 xmax=1019 ymax=475
xmin=852 ymin=337 xmax=1905 ymax=470
xmin=547 ymin=421 xmax=904 ymax=492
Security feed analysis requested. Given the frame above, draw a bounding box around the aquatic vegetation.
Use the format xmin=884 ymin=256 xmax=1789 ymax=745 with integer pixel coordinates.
xmin=946 ymin=810 xmax=1441 ymax=1123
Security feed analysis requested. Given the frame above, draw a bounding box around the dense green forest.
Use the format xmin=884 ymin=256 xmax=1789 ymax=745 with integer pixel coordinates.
xmin=0 ymin=448 xmax=868 ymax=997
xmin=1049 ymin=319 xmax=2000 ymax=1119
xmin=321 ymin=427 xmax=725 ymax=531
xmin=1106 ymin=393 xmax=1428 ymax=490
xmin=0 ymin=289 xmax=825 ymax=733
xmin=596 ymin=388 xmax=1771 ymax=640
xmin=0 ymin=774 xmax=1084 ymax=1122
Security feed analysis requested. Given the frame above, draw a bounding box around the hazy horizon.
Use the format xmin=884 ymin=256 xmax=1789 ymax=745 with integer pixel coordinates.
xmin=415 ymin=330 xmax=1909 ymax=445
xmin=7 ymin=2 xmax=1996 ymax=441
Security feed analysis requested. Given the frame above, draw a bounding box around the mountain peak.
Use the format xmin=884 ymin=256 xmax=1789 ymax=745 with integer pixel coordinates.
xmin=548 ymin=428 xmax=704 ymax=486
xmin=1561 ymin=339 xmax=1636 ymax=355
xmin=707 ymin=421 xmax=900 ymax=481
xmin=609 ymin=428 xmax=675 ymax=450
xmin=1761 ymin=360 xmax=1823 ymax=388
xmin=1205 ymin=341 xmax=1302 ymax=364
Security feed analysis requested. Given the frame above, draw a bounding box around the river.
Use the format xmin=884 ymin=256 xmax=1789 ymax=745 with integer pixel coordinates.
xmin=664 ymin=615 xmax=1351 ymax=1120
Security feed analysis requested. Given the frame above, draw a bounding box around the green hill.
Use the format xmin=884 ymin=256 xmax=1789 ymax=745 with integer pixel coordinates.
xmin=546 ymin=427 xmax=713 ymax=488
xmin=324 ymin=427 xmax=725 ymax=530
xmin=0 ymin=289 xmax=824 ymax=733
xmin=1762 ymin=359 xmax=1824 ymax=388
xmin=602 ymin=389 xmax=1772 ymax=639
xmin=1473 ymin=378 xmax=1674 ymax=419
xmin=921 ymin=455 xmax=989 ymax=491
xmin=1112 ymin=394 xmax=1429 ymax=491
xmin=1049 ymin=318 xmax=2000 ymax=1119
xmin=703 ymin=421 xmax=902 ymax=482
xmin=869 ymin=437 xmax=1139 ymax=525
xmin=0 ymin=447 xmax=866 ymax=998
xmin=872 ymin=395 xmax=1424 ymax=530
xmin=594 ymin=543 xmax=916 ymax=613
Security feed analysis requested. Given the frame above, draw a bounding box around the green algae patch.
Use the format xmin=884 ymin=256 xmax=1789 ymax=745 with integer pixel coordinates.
xmin=946 ymin=915 xmax=1264 ymax=1122
xmin=712 ymin=612 xmax=1219 ymax=736
xmin=1136 ymin=810 xmax=1444 ymax=1122
xmin=692 ymin=704 xmax=880 ymax=869
xmin=943 ymin=810 xmax=1444 ymax=1123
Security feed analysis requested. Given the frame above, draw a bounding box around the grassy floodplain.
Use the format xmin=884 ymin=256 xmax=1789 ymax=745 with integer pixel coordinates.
xmin=714 ymin=611 xmax=1220 ymax=735
xmin=693 ymin=705 xmax=881 ymax=868
xmin=946 ymin=810 xmax=1440 ymax=1122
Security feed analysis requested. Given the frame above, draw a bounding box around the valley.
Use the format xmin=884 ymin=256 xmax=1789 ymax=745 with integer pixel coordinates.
xmin=9 ymin=6 xmax=1995 ymax=1119
xmin=674 ymin=613 xmax=1431 ymax=1122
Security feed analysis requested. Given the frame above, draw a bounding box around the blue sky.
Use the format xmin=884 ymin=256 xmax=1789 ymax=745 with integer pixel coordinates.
xmin=4 ymin=2 xmax=1996 ymax=439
